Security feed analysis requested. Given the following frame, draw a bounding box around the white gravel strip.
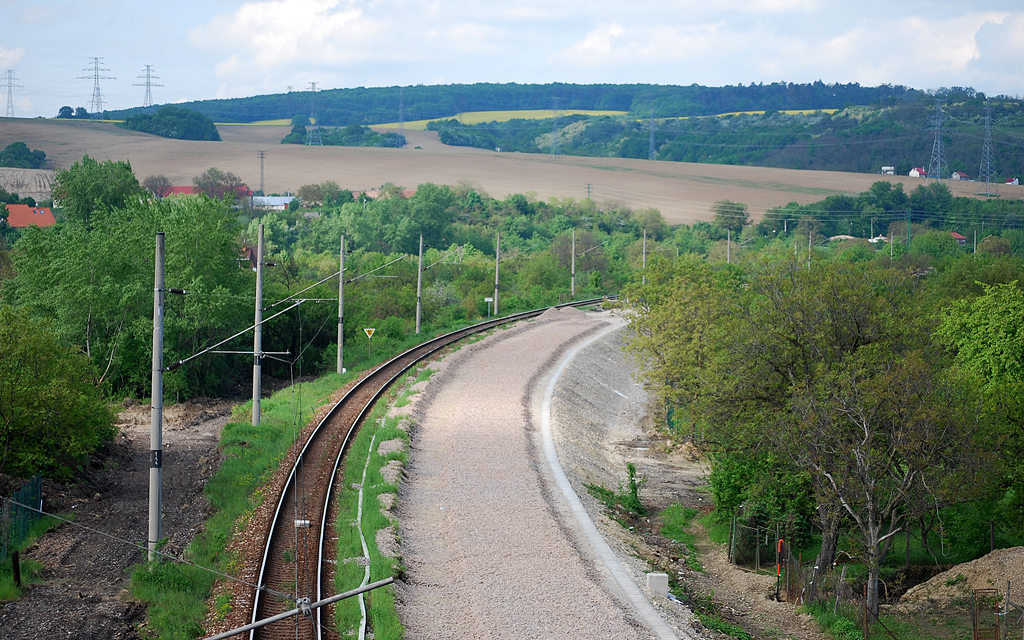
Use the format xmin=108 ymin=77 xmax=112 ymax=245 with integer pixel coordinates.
xmin=539 ymin=321 xmax=682 ymax=640
xmin=397 ymin=311 xmax=655 ymax=639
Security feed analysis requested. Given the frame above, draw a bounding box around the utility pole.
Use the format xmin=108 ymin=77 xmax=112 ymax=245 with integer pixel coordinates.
xmin=337 ymin=235 xmax=345 ymax=374
xmin=252 ymin=224 xmax=264 ymax=427
xmin=399 ymin=88 xmax=404 ymax=133
xmin=257 ymin=151 xmax=266 ymax=196
xmin=2 ymin=70 xmax=23 ymax=118
xmin=494 ymin=232 xmax=500 ymax=316
xmin=78 ymin=57 xmax=114 ymax=117
xmin=586 ymin=183 xmax=591 ymax=199
xmin=642 ymin=229 xmax=647 ymax=284
xmin=149 ymin=233 xmax=165 ymax=562
xmin=133 ymin=65 xmax=162 ymax=108
xmin=571 ymin=228 xmax=576 ymax=298
xmin=306 ymin=82 xmax=322 ymax=146
xmin=415 ymin=234 xmax=423 ymax=333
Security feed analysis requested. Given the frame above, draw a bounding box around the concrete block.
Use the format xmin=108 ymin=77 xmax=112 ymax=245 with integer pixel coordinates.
xmin=646 ymin=572 xmax=669 ymax=597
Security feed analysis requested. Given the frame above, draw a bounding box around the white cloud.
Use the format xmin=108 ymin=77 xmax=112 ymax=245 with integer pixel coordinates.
xmin=0 ymin=46 xmax=25 ymax=68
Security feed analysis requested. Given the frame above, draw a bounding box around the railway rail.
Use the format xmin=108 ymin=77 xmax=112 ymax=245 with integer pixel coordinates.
xmin=246 ymin=298 xmax=608 ymax=640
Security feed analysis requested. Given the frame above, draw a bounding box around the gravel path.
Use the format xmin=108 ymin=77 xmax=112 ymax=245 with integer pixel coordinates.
xmin=396 ymin=308 xmax=659 ymax=639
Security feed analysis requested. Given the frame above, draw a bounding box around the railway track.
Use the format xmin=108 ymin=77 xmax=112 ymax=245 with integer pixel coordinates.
xmin=246 ymin=299 xmax=607 ymax=640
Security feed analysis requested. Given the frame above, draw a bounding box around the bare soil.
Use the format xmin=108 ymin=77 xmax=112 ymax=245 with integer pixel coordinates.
xmin=3 ymin=117 xmax=1017 ymax=225
xmin=0 ymin=399 xmax=233 ymax=639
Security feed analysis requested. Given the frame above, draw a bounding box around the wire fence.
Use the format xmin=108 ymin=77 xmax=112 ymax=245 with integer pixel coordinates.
xmin=1 ymin=475 xmax=42 ymax=563
xmin=726 ymin=510 xmax=1024 ymax=640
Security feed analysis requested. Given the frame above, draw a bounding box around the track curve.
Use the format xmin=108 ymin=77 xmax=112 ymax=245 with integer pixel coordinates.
xmin=246 ymin=299 xmax=609 ymax=640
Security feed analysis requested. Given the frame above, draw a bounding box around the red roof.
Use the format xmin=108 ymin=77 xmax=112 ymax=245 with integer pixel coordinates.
xmin=5 ymin=204 xmax=56 ymax=228
xmin=951 ymin=232 xmax=967 ymax=240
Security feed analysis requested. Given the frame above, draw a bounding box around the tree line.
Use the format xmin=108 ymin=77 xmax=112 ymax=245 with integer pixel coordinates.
xmin=103 ymin=81 xmax=916 ymax=126
xmin=428 ymin=89 xmax=1024 ymax=178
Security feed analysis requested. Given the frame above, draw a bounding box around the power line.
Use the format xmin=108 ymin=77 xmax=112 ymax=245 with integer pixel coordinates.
xmin=926 ymin=100 xmax=949 ymax=184
xmin=550 ymin=97 xmax=561 ymax=158
xmin=649 ymin=108 xmax=656 ymax=161
xmin=77 ymin=57 xmax=115 ymax=118
xmin=2 ymin=70 xmax=23 ymax=118
xmin=133 ymin=65 xmax=163 ymax=108
xmin=977 ymin=100 xmax=999 ymax=197
xmin=306 ymin=82 xmax=322 ymax=146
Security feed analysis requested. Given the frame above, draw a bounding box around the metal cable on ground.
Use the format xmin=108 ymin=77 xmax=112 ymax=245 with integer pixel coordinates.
xmin=356 ymin=432 xmax=378 ymax=640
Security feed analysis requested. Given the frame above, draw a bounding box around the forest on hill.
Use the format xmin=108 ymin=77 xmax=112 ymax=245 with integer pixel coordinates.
xmin=431 ymin=87 xmax=1024 ymax=177
xmin=105 ymin=81 xmax=910 ymax=126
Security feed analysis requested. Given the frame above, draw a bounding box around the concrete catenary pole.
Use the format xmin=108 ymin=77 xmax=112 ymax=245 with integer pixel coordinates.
xmin=149 ymin=233 xmax=165 ymax=562
xmin=253 ymin=224 xmax=264 ymax=426
xmin=337 ymin=235 xmax=345 ymax=374
xmin=571 ymin=228 xmax=576 ymax=298
xmin=494 ymin=232 xmax=500 ymax=316
xmin=416 ymin=234 xmax=423 ymax=333
xmin=642 ymin=229 xmax=647 ymax=285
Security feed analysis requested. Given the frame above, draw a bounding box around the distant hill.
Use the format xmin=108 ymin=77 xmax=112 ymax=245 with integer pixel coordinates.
xmin=429 ymin=88 xmax=1024 ymax=177
xmin=105 ymin=81 xmax=912 ymax=126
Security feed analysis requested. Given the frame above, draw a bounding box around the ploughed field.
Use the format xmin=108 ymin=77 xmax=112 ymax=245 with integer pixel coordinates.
xmin=3 ymin=117 xmax=1015 ymax=225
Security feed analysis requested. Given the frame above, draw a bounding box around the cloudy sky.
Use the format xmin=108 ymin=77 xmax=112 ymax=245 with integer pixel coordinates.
xmin=2 ymin=0 xmax=1022 ymax=119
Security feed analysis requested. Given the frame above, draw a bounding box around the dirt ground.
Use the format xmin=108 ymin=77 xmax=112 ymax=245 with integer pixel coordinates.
xmin=0 ymin=399 xmax=232 ymax=640
xmin=2 ymin=117 xmax=1017 ymax=225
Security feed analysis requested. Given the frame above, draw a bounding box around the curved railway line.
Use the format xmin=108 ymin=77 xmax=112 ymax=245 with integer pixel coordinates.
xmin=245 ymin=299 xmax=608 ymax=640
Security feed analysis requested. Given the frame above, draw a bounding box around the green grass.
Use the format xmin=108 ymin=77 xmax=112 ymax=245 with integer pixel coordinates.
xmin=658 ymin=504 xmax=703 ymax=572
xmin=129 ymin=372 xmax=353 ymax=640
xmin=0 ymin=515 xmax=61 ymax=601
xmin=333 ymin=367 xmax=431 ymax=639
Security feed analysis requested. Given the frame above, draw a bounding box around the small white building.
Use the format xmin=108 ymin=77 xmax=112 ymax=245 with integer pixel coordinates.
xmin=952 ymin=171 xmax=970 ymax=181
xmin=880 ymin=166 xmax=895 ymax=175
xmin=1006 ymin=178 xmax=1020 ymax=186
xmin=252 ymin=196 xmax=293 ymax=211
xmin=909 ymin=167 xmax=928 ymax=178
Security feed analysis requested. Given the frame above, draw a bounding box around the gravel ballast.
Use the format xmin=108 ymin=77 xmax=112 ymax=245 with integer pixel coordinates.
xmin=396 ymin=309 xmax=678 ymax=639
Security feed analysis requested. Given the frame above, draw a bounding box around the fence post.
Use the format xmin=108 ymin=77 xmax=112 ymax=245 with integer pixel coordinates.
xmin=864 ymin=584 xmax=869 ymax=640
xmin=756 ymin=526 xmax=760 ymax=572
xmin=12 ymin=550 xmax=21 ymax=587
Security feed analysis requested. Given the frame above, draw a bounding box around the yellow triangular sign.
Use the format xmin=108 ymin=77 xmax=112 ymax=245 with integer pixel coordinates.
xmin=364 ymin=328 xmax=375 ymax=340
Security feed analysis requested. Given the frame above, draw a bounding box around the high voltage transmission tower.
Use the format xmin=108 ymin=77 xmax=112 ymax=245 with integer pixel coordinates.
xmin=306 ymin=82 xmax=322 ymax=146
xmin=2 ymin=70 xmax=23 ymax=118
xmin=647 ymin=108 xmax=655 ymax=160
xmin=133 ymin=65 xmax=162 ymax=108
xmin=78 ymin=57 xmax=115 ymax=118
xmin=550 ymin=97 xmax=561 ymax=157
xmin=976 ymin=100 xmax=998 ymax=197
xmin=925 ymin=100 xmax=948 ymax=184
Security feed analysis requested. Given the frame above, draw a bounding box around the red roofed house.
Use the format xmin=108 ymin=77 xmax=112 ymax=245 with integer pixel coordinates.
xmin=952 ymin=171 xmax=970 ymax=181
xmin=4 ymin=204 xmax=57 ymax=228
xmin=951 ymin=232 xmax=968 ymax=246
xmin=909 ymin=167 xmax=928 ymax=178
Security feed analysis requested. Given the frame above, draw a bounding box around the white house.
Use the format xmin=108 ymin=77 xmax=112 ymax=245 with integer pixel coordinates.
xmin=909 ymin=167 xmax=928 ymax=178
xmin=252 ymin=196 xmax=293 ymax=211
xmin=952 ymin=171 xmax=970 ymax=181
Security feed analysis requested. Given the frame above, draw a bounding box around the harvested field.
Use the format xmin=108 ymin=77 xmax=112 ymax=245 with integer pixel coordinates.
xmin=3 ymin=116 xmax=1017 ymax=224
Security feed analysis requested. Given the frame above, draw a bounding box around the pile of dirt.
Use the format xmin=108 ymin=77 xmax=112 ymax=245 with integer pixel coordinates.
xmin=893 ymin=547 xmax=1024 ymax=613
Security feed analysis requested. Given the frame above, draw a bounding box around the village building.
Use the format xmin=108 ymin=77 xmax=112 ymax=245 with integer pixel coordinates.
xmin=4 ymin=204 xmax=56 ymax=228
